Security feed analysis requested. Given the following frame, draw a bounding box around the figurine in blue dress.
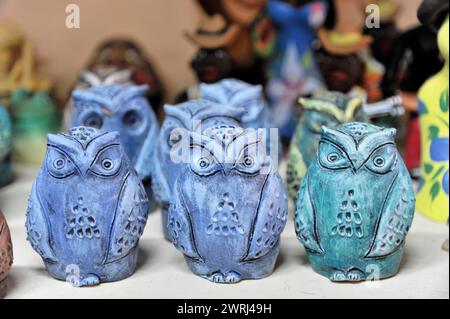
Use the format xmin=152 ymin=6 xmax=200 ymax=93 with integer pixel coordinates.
xmin=266 ymin=0 xmax=327 ymax=141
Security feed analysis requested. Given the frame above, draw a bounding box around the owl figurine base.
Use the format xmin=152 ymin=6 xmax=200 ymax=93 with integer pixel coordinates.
xmin=295 ymin=123 xmax=416 ymax=282
xmin=0 ymin=211 xmax=13 ymax=298
xmin=168 ymin=126 xmax=288 ymax=283
xmin=26 ymin=127 xmax=150 ymax=287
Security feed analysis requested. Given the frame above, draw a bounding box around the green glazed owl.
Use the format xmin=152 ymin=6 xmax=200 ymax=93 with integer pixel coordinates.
xmin=0 ymin=104 xmax=12 ymax=187
xmin=287 ymin=91 xmax=369 ymax=199
xmin=9 ymin=89 xmax=61 ymax=165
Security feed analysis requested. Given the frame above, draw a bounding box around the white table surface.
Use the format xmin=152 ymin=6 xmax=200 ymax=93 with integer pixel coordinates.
xmin=0 ymin=164 xmax=448 ymax=299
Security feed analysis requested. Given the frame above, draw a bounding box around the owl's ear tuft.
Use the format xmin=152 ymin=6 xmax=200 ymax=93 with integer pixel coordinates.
xmin=320 ymin=126 xmax=338 ymax=138
xmin=118 ymin=85 xmax=149 ymax=103
xmin=47 ymin=133 xmax=61 ymax=145
xmin=383 ymin=128 xmax=397 ymax=140
xmin=164 ymin=104 xmax=178 ymax=116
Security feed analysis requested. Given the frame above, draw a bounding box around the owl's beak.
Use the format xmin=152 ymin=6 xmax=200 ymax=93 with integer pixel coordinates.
xmin=222 ymin=164 xmax=234 ymax=176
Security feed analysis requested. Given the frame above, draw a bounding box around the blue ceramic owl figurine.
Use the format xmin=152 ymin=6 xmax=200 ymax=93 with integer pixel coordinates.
xmin=70 ymin=84 xmax=159 ymax=208
xmin=199 ymin=79 xmax=279 ymax=161
xmin=168 ymin=125 xmax=288 ymax=283
xmin=153 ymin=100 xmax=245 ymax=239
xmin=0 ymin=104 xmax=12 ymax=187
xmin=295 ymin=123 xmax=415 ymax=282
xmin=26 ymin=127 xmax=150 ymax=286
xmin=199 ymin=79 xmax=272 ymax=131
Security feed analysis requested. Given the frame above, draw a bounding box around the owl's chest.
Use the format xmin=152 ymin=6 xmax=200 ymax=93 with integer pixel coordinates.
xmin=310 ymin=169 xmax=391 ymax=255
xmin=41 ymin=177 xmax=121 ymax=262
xmin=183 ymin=174 xmax=265 ymax=260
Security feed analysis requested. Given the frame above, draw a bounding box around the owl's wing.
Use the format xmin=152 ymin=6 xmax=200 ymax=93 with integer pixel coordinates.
xmin=294 ymin=175 xmax=324 ymax=254
xmin=25 ymin=182 xmax=58 ymax=262
xmin=242 ymin=174 xmax=288 ymax=262
xmin=167 ymin=182 xmax=202 ymax=261
xmin=106 ymin=172 xmax=150 ymax=264
xmin=366 ymin=171 xmax=416 ymax=258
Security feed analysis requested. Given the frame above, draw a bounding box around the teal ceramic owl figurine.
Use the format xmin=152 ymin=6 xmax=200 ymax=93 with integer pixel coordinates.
xmin=286 ymin=92 xmax=369 ymax=199
xmin=0 ymin=104 xmax=12 ymax=187
xmin=26 ymin=127 xmax=150 ymax=286
xmin=168 ymin=125 xmax=288 ymax=283
xmin=295 ymin=123 xmax=415 ymax=282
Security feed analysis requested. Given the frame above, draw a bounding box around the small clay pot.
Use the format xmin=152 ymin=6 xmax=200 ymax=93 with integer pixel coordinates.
xmin=0 ymin=210 xmax=13 ymax=298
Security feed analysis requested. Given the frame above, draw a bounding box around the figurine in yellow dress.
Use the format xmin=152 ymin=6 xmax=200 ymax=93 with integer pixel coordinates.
xmin=416 ymin=10 xmax=449 ymax=224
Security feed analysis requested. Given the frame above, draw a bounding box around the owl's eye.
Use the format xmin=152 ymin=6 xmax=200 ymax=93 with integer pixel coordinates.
xmin=123 ymin=110 xmax=142 ymax=129
xmin=327 ymin=152 xmax=340 ymax=163
xmin=102 ymin=159 xmax=114 ymax=171
xmin=318 ymin=142 xmax=350 ymax=170
xmin=90 ymin=145 xmax=122 ymax=177
xmin=190 ymin=148 xmax=221 ymax=176
xmin=53 ymin=158 xmax=66 ymax=169
xmin=243 ymin=156 xmax=254 ymax=167
xmin=198 ymin=157 xmax=210 ymax=169
xmin=365 ymin=145 xmax=397 ymax=174
xmin=374 ymin=156 xmax=385 ymax=167
xmin=236 ymin=144 xmax=265 ymax=175
xmin=83 ymin=112 xmax=103 ymax=129
xmin=46 ymin=148 xmax=76 ymax=179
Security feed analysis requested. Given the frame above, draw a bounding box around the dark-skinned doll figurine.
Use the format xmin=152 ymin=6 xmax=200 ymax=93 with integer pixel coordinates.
xmin=364 ymin=0 xmax=401 ymax=70
xmin=177 ymin=13 xmax=258 ymax=102
xmin=316 ymin=0 xmax=374 ymax=101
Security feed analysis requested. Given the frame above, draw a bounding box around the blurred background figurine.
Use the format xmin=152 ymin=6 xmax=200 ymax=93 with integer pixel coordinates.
xmin=415 ymin=0 xmax=449 ymax=232
xmin=65 ymin=39 xmax=166 ymax=124
xmin=0 ymin=23 xmax=51 ymax=104
xmin=70 ymin=84 xmax=160 ymax=210
xmin=0 ymin=23 xmax=60 ymax=166
xmin=316 ymin=0 xmax=373 ymax=99
xmin=9 ymin=89 xmax=60 ymax=166
xmin=0 ymin=103 xmax=12 ymax=187
xmin=381 ymin=2 xmax=445 ymax=178
xmin=265 ymin=0 xmax=327 ymax=143
xmin=287 ymin=91 xmax=369 ymax=199
xmin=179 ymin=12 xmax=262 ymax=103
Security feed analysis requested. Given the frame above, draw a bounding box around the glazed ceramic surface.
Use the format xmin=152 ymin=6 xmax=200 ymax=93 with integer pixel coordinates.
xmin=26 ymin=127 xmax=149 ymax=286
xmin=0 ymin=104 xmax=12 ymax=187
xmin=153 ymin=100 xmax=245 ymax=239
xmin=266 ymin=0 xmax=327 ymax=140
xmin=295 ymin=123 xmax=415 ymax=282
xmin=417 ymin=16 xmax=449 ymax=223
xmin=9 ymin=89 xmax=61 ymax=166
xmin=287 ymin=91 xmax=369 ymax=199
xmin=71 ymin=84 xmax=159 ymax=208
xmin=168 ymin=125 xmax=288 ymax=283
xmin=0 ymin=210 xmax=13 ymax=298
